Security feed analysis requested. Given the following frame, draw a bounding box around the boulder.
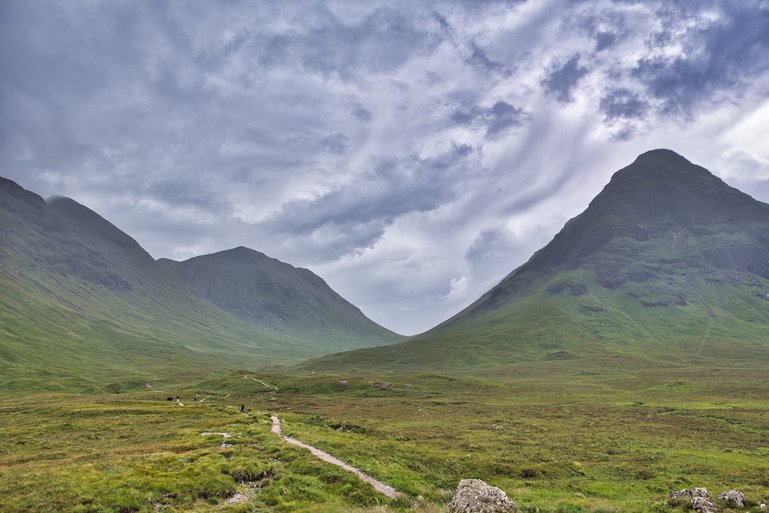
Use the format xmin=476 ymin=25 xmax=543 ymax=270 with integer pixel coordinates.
xmin=670 ymin=488 xmax=715 ymax=513
xmin=447 ymin=479 xmax=518 ymax=513
xmin=692 ymin=496 xmax=717 ymax=513
xmin=718 ymin=490 xmax=745 ymax=508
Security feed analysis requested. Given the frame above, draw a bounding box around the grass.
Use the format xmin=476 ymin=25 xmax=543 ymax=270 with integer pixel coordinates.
xmin=305 ymin=266 xmax=769 ymax=373
xmin=2 ymin=364 xmax=769 ymax=512
xmin=0 ymin=391 xmax=400 ymax=513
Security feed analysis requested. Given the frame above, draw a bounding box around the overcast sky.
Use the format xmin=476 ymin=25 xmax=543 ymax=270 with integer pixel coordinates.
xmin=2 ymin=1 xmax=769 ymax=335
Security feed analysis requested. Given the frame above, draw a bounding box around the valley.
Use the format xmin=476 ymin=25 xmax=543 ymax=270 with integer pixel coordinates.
xmin=4 ymin=1 xmax=769 ymax=511
xmin=3 ymin=150 xmax=769 ymax=512
xmin=2 ymin=365 xmax=768 ymax=512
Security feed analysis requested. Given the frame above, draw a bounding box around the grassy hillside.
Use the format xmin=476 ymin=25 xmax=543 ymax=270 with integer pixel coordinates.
xmin=0 ymin=177 xmax=399 ymax=391
xmin=307 ymin=150 xmax=769 ymax=372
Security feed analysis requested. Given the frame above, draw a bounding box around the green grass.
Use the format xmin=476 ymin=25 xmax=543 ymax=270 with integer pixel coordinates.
xmin=0 ymin=391 xmax=404 ymax=513
xmin=306 ymin=263 xmax=769 ymax=373
xmin=3 ymin=366 xmax=769 ymax=512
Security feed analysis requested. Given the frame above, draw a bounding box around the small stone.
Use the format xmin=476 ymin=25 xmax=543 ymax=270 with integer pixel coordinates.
xmin=447 ymin=479 xmax=518 ymax=513
xmin=226 ymin=492 xmax=251 ymax=504
xmin=718 ymin=490 xmax=745 ymax=508
xmin=670 ymin=489 xmax=689 ymax=500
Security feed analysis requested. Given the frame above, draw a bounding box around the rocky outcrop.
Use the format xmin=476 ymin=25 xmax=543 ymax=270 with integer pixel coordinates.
xmin=718 ymin=490 xmax=745 ymax=508
xmin=447 ymin=479 xmax=518 ymax=513
xmin=670 ymin=488 xmax=715 ymax=513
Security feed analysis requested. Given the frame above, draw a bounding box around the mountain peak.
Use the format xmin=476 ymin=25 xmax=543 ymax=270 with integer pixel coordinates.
xmin=0 ymin=176 xmax=46 ymax=210
xmin=460 ymin=150 xmax=769 ymax=313
xmin=633 ymin=148 xmax=689 ymax=164
xmin=608 ymin=148 xmax=709 ymax=188
xmin=210 ymin=246 xmax=272 ymax=262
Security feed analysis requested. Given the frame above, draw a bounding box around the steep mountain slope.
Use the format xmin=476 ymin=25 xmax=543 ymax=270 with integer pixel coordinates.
xmin=0 ymin=177 xmax=399 ymax=390
xmin=158 ymin=247 xmax=399 ymax=346
xmin=307 ymin=150 xmax=769 ymax=371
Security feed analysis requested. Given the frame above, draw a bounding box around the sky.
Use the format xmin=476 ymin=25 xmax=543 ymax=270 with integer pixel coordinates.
xmin=1 ymin=0 xmax=769 ymax=335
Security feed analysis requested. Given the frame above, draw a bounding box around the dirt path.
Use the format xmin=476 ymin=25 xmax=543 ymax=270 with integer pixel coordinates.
xmin=244 ymin=375 xmax=279 ymax=391
xmin=270 ymin=415 xmax=402 ymax=499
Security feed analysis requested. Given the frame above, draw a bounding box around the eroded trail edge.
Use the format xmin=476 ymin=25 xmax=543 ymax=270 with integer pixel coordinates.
xmin=270 ymin=415 xmax=402 ymax=499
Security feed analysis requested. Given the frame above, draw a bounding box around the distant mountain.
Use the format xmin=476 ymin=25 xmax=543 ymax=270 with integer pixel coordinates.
xmin=307 ymin=150 xmax=769 ymax=371
xmin=158 ymin=247 xmax=399 ymax=346
xmin=0 ymin=177 xmax=400 ymax=390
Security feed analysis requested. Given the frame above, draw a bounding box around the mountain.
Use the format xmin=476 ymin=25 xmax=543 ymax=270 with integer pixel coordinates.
xmin=158 ymin=247 xmax=399 ymax=347
xmin=307 ymin=149 xmax=769 ymax=371
xmin=0 ymin=177 xmax=400 ymax=390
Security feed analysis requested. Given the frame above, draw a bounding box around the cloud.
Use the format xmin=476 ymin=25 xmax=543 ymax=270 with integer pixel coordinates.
xmin=451 ymin=101 xmax=530 ymax=138
xmin=600 ymin=88 xmax=649 ymax=121
xmin=541 ymin=53 xmax=588 ymax=102
xmin=263 ymin=143 xmax=479 ymax=262
xmin=245 ymin=3 xmax=446 ymax=79
xmin=466 ymin=41 xmax=510 ymax=75
xmin=319 ymin=133 xmax=350 ymax=155
xmin=2 ymin=0 xmax=769 ymax=334
xmin=631 ymin=3 xmax=769 ymax=117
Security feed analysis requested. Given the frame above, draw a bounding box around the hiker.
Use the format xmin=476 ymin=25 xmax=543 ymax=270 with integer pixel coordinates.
xmin=240 ymin=404 xmax=245 ymax=413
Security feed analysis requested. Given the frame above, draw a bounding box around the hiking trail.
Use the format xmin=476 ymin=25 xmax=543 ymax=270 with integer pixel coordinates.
xmin=270 ymin=415 xmax=402 ymax=499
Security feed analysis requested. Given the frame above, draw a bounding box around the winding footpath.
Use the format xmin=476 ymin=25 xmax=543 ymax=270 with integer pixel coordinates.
xmin=270 ymin=415 xmax=402 ymax=499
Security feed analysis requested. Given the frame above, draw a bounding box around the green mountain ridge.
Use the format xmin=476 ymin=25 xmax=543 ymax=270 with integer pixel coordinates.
xmin=0 ymin=177 xmax=400 ymax=391
xmin=158 ymin=246 xmax=399 ymax=344
xmin=307 ymin=149 xmax=769 ymax=371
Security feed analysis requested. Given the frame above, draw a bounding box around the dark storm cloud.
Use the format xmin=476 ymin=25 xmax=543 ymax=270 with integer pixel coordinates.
xmin=486 ymin=102 xmax=531 ymax=138
xmin=570 ymin=8 xmax=626 ymax=52
xmin=451 ymin=101 xmax=530 ymax=138
xmin=466 ymin=41 xmax=509 ymax=75
xmin=632 ymin=2 xmax=769 ymax=117
xmin=594 ymin=31 xmax=618 ymax=52
xmin=600 ymin=88 xmax=650 ymax=121
xmin=541 ymin=53 xmax=588 ymax=102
